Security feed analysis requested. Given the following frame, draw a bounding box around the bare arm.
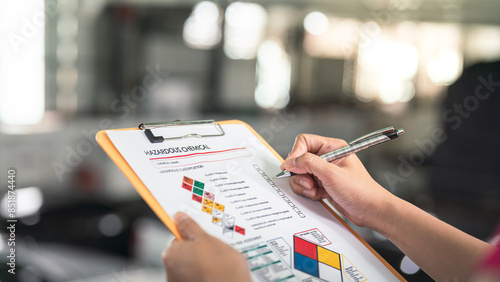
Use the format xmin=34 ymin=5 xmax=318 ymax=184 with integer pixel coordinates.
xmin=281 ymin=134 xmax=495 ymax=281
xmin=373 ymin=193 xmax=492 ymax=281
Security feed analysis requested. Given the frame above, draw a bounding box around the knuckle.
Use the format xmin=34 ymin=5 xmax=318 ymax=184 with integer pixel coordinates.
xmin=295 ymin=134 xmax=310 ymax=144
xmin=294 ymin=135 xmax=304 ymax=146
xmin=296 ymin=133 xmax=306 ymax=140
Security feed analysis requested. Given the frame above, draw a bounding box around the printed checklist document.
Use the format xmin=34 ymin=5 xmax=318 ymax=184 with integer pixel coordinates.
xmin=97 ymin=120 xmax=405 ymax=282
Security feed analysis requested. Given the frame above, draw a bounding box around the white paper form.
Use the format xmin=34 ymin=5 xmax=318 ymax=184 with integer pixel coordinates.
xmin=106 ymin=123 xmax=402 ymax=282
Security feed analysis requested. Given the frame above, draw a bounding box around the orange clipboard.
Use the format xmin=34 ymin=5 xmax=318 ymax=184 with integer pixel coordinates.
xmin=96 ymin=119 xmax=405 ymax=281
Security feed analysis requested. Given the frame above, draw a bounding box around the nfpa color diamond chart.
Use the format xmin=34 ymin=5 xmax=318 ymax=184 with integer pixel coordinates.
xmin=294 ymin=235 xmax=343 ymax=282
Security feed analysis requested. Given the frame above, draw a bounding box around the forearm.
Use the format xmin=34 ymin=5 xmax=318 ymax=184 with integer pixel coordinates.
xmin=281 ymin=134 xmax=495 ymax=280
xmin=370 ymin=195 xmax=493 ymax=281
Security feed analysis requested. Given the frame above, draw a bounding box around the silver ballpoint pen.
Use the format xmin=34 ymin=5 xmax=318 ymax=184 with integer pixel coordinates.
xmin=275 ymin=126 xmax=404 ymax=179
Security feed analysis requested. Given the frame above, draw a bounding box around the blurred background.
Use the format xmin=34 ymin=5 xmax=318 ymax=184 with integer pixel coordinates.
xmin=1 ymin=0 xmax=500 ymax=281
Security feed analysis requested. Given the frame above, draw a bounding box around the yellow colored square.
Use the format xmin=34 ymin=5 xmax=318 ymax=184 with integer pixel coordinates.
xmin=203 ymin=198 xmax=214 ymax=207
xmin=318 ymin=246 xmax=340 ymax=270
xmin=214 ymin=202 xmax=225 ymax=212
xmin=212 ymin=217 xmax=222 ymax=223
xmin=202 ymin=205 xmax=213 ymax=215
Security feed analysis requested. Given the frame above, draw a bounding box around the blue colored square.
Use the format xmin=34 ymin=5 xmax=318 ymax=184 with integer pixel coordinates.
xmin=294 ymin=252 xmax=319 ymax=277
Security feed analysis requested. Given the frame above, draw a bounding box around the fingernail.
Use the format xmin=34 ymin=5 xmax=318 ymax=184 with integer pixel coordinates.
xmin=286 ymin=158 xmax=296 ymax=169
xmin=303 ymin=189 xmax=315 ymax=197
xmin=300 ymin=179 xmax=310 ymax=189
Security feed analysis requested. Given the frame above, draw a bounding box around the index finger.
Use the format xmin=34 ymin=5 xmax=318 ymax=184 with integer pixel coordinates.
xmin=287 ymin=134 xmax=348 ymax=160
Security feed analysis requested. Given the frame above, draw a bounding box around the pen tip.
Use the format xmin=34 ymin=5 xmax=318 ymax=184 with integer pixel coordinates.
xmin=274 ymin=171 xmax=285 ymax=179
xmin=274 ymin=173 xmax=287 ymax=179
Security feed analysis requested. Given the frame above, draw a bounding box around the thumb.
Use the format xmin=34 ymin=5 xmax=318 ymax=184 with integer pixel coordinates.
xmin=174 ymin=212 xmax=207 ymax=241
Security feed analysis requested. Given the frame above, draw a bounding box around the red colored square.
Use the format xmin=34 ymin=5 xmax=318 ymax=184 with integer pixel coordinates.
xmin=235 ymin=225 xmax=245 ymax=235
xmin=182 ymin=182 xmax=192 ymax=191
xmin=294 ymin=236 xmax=317 ymax=260
xmin=183 ymin=176 xmax=194 ymax=185
xmin=192 ymin=194 xmax=203 ymax=203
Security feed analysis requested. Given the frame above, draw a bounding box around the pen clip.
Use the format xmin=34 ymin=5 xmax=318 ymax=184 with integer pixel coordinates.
xmin=349 ymin=126 xmax=395 ymax=145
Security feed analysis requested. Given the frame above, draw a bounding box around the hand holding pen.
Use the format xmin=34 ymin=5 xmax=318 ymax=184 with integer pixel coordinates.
xmin=277 ymin=130 xmax=495 ymax=282
xmin=277 ymin=129 xmax=404 ymax=226
xmin=276 ymin=126 xmax=404 ymax=179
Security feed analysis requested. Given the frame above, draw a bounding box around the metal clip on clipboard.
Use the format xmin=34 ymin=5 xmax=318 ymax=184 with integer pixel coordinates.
xmin=138 ymin=119 xmax=225 ymax=143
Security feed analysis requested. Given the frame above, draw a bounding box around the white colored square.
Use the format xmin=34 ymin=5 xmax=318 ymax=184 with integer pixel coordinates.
xmin=318 ymin=262 xmax=342 ymax=282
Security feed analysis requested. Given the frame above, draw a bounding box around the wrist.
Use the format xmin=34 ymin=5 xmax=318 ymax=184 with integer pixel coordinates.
xmin=364 ymin=188 xmax=401 ymax=239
